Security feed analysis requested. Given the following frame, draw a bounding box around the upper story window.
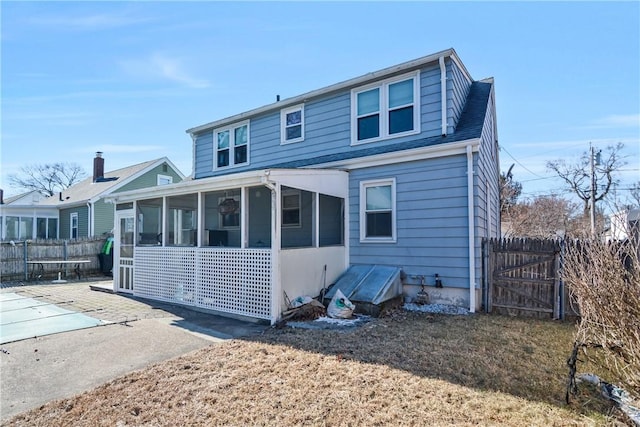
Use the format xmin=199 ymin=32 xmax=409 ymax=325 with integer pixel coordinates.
xmin=281 ymin=104 xmax=305 ymax=144
xmin=214 ymin=121 xmax=249 ymax=169
xmin=351 ymin=71 xmax=420 ymax=144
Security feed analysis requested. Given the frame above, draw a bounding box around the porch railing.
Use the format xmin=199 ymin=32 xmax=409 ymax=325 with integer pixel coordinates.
xmin=134 ymin=247 xmax=272 ymax=320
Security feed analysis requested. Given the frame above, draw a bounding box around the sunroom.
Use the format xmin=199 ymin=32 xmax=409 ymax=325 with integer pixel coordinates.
xmin=106 ymin=168 xmax=349 ymax=324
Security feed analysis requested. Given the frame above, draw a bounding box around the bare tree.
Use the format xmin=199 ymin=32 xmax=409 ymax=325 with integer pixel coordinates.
xmin=499 ymin=168 xmax=522 ymax=214
xmin=547 ymin=143 xmax=626 ymax=216
xmin=565 ymin=237 xmax=640 ymax=405
xmin=502 ymin=195 xmax=585 ymax=238
xmin=8 ymin=163 xmax=87 ymax=196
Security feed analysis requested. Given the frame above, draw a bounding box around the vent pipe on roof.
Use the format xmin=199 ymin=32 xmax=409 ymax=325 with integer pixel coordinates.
xmin=93 ymin=151 xmax=104 ymax=182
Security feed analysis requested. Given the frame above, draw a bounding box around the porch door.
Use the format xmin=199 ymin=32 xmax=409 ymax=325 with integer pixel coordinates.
xmin=115 ymin=210 xmax=135 ymax=293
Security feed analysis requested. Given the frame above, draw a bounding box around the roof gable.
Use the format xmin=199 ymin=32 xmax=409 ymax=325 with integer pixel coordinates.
xmin=39 ymin=157 xmax=181 ymax=207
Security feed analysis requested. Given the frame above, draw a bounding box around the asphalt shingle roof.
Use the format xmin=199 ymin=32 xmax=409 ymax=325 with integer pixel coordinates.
xmin=39 ymin=159 xmax=161 ymax=207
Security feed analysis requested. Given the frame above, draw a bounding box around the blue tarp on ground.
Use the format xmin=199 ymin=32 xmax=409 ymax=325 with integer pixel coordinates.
xmin=0 ymin=293 xmax=104 ymax=344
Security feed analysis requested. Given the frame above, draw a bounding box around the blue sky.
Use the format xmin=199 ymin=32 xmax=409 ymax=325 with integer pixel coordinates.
xmin=2 ymin=1 xmax=639 ymax=206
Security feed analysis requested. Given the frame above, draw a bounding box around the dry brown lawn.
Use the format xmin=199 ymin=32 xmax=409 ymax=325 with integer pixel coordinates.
xmin=4 ymin=311 xmax=626 ymax=426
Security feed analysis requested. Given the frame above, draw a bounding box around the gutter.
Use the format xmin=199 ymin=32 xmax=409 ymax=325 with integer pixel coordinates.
xmin=439 ymin=56 xmax=447 ymax=136
xmin=87 ymin=202 xmax=93 ymax=237
xmin=466 ymin=144 xmax=476 ymax=312
xmin=187 ymin=48 xmax=459 ymax=135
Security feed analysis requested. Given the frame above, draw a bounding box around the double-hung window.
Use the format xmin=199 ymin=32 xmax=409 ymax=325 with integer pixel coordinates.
xmin=351 ymin=71 xmax=420 ymax=144
xmin=282 ymin=189 xmax=301 ymax=227
xmin=70 ymin=212 xmax=78 ymax=239
xmin=214 ymin=121 xmax=249 ymax=169
xmin=281 ymin=104 xmax=304 ymax=144
xmin=360 ymin=178 xmax=396 ymax=242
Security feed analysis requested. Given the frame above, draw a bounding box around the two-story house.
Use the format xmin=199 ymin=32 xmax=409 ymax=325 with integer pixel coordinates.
xmin=106 ymin=48 xmax=500 ymax=323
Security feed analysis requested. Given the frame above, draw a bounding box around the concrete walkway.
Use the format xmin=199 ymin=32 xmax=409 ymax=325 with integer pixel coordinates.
xmin=0 ymin=279 xmax=267 ymax=421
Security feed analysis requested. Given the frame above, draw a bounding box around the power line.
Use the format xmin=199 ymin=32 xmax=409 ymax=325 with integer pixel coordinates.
xmin=500 ymin=146 xmax=546 ymax=178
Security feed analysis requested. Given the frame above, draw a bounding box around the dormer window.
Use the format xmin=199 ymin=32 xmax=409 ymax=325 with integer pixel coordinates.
xmin=281 ymin=104 xmax=304 ymax=144
xmin=351 ymin=71 xmax=420 ymax=144
xmin=214 ymin=121 xmax=249 ymax=169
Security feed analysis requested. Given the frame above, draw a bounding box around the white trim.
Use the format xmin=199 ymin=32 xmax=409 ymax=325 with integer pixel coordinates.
xmin=439 ymin=56 xmax=447 ymax=137
xmin=218 ymin=195 xmax=241 ymax=229
xmin=281 ymin=188 xmax=301 ymax=228
xmin=466 ymin=144 xmax=476 ymax=313
xmin=213 ymin=120 xmax=250 ymax=171
xmin=157 ymin=174 xmax=173 ymax=186
xmin=359 ymin=178 xmax=396 ymax=243
xmin=314 ymin=138 xmax=481 ymax=171
xmin=107 ymin=169 xmax=349 ymax=203
xmin=350 ymin=70 xmax=421 ymax=145
xmin=186 ymin=48 xmax=471 ymax=135
xmin=280 ymin=104 xmax=305 ymax=144
xmin=87 ymin=157 xmax=185 ymax=204
xmin=70 ymin=212 xmax=78 ymax=239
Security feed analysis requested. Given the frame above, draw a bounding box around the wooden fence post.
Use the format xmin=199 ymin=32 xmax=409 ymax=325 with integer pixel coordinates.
xmin=23 ymin=240 xmax=28 ymax=281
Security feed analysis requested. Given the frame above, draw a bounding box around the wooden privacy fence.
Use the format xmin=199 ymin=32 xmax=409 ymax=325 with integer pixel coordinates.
xmin=0 ymin=237 xmax=106 ymax=282
xmin=483 ymin=238 xmax=575 ymax=319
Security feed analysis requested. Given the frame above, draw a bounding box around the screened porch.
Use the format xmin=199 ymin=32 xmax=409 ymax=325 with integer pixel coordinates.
xmin=110 ymin=169 xmax=349 ymax=324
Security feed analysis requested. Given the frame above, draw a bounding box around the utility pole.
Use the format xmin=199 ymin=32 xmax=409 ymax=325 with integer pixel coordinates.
xmin=589 ymin=143 xmax=601 ymax=238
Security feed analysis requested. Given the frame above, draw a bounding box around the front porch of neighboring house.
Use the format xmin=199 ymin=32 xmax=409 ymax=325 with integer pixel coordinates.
xmin=109 ymin=169 xmax=349 ymax=324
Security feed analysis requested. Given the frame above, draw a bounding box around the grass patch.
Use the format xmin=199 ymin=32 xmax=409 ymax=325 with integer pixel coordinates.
xmin=5 ymin=312 xmax=624 ymax=426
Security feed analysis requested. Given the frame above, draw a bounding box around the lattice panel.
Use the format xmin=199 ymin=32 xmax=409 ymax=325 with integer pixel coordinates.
xmin=198 ymin=249 xmax=272 ymax=319
xmin=133 ymin=247 xmax=272 ymax=320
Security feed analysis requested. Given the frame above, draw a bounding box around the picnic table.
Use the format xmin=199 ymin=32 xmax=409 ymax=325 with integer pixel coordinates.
xmin=26 ymin=259 xmax=91 ymax=282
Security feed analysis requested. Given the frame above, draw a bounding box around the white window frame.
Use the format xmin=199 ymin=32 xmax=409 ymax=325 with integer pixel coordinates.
xmin=359 ymin=178 xmax=396 ymax=243
xmin=280 ymin=104 xmax=305 ymax=144
xmin=350 ymin=71 xmax=420 ymax=145
xmin=218 ymin=195 xmax=241 ymax=229
xmin=281 ymin=188 xmax=301 ymax=228
xmin=70 ymin=212 xmax=78 ymax=239
xmin=157 ymin=174 xmax=173 ymax=185
xmin=213 ymin=120 xmax=250 ymax=170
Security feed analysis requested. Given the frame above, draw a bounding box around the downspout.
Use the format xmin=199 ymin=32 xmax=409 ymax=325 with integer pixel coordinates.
xmin=439 ymin=56 xmax=447 ymax=136
xmin=190 ymin=133 xmax=197 ymax=179
xmin=87 ymin=202 xmax=93 ymax=237
xmin=466 ymin=144 xmax=476 ymax=313
xmin=261 ymin=171 xmax=281 ymax=325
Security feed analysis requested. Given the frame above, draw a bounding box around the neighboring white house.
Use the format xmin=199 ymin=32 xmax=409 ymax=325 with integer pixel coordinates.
xmin=605 ymin=208 xmax=640 ymax=242
xmin=0 ymin=190 xmax=59 ymax=240
xmin=0 ymin=153 xmax=185 ymax=241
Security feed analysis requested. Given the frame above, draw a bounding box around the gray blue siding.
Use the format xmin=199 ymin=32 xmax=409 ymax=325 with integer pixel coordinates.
xmin=349 ymin=156 xmax=472 ymax=289
xmin=59 ymin=206 xmax=88 ymax=239
xmin=194 ymin=63 xmax=447 ymax=180
xmin=448 ymin=59 xmax=472 ymax=133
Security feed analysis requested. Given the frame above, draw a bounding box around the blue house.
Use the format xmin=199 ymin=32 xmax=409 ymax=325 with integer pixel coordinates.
xmin=108 ymin=48 xmax=500 ymax=323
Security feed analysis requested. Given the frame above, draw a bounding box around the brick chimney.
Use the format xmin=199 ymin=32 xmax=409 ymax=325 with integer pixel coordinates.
xmin=93 ymin=151 xmax=104 ymax=182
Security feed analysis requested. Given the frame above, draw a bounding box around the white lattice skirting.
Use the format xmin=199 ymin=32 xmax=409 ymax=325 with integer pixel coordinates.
xmin=134 ymin=247 xmax=272 ymax=320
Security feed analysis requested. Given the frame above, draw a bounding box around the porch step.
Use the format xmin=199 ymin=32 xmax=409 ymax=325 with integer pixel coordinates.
xmin=324 ymin=265 xmax=402 ymax=316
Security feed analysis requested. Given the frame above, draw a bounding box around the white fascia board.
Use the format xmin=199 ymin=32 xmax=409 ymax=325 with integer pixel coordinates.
xmin=186 ymin=48 xmax=457 ymax=135
xmin=106 ymin=168 xmax=350 ymax=203
xmin=104 ymin=169 xmax=268 ymax=203
xmin=267 ymin=169 xmax=349 ymax=199
xmin=449 ymin=51 xmax=474 ymax=84
xmin=88 ymin=157 xmax=184 ymax=204
xmin=309 ymin=138 xmax=481 ymax=171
